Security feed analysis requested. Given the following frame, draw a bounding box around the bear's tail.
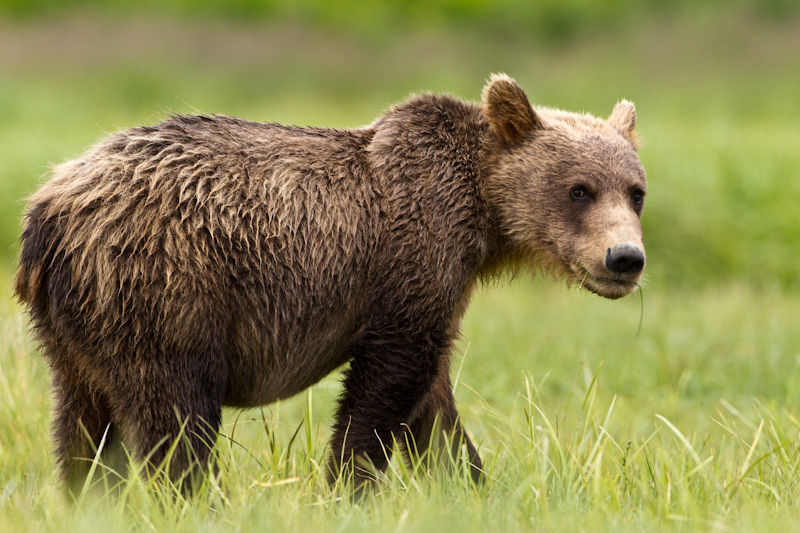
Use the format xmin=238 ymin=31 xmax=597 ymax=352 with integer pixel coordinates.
xmin=14 ymin=201 xmax=61 ymax=314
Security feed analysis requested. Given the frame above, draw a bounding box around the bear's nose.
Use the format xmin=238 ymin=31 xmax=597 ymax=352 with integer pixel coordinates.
xmin=605 ymin=244 xmax=645 ymax=276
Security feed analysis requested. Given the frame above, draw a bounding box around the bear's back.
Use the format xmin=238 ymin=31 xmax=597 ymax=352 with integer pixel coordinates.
xmin=18 ymin=116 xmax=384 ymax=379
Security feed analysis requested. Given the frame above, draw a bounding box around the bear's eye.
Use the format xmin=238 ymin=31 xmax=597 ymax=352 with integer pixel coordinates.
xmin=570 ymin=186 xmax=589 ymax=201
xmin=632 ymin=190 xmax=645 ymax=206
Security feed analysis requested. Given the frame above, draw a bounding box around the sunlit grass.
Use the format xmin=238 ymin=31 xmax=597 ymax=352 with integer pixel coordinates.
xmin=3 ymin=274 xmax=800 ymax=531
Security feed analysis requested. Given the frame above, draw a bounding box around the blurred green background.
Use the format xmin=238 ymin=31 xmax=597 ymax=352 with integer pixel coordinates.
xmin=1 ymin=0 xmax=799 ymax=291
xmin=1 ymin=3 xmax=800 ymax=529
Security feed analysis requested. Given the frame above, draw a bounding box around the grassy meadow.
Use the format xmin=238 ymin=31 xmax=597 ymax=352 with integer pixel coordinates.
xmin=2 ymin=3 xmax=800 ymax=531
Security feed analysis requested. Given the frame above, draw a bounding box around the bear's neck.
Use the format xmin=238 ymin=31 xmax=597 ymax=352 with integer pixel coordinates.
xmin=366 ymin=94 xmax=512 ymax=282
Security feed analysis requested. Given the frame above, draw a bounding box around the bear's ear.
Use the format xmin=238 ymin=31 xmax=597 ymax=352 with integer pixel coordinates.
xmin=608 ymin=100 xmax=639 ymax=150
xmin=481 ymin=74 xmax=542 ymax=145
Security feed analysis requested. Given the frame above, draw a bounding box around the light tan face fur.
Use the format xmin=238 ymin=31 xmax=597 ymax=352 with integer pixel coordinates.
xmin=482 ymin=74 xmax=646 ymax=300
xmin=565 ymin=178 xmax=645 ymax=299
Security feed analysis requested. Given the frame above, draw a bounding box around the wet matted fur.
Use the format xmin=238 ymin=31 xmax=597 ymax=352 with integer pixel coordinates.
xmin=15 ymin=74 xmax=646 ymax=494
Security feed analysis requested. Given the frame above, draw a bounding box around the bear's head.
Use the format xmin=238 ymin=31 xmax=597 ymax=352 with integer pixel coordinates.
xmin=482 ymin=74 xmax=646 ymax=300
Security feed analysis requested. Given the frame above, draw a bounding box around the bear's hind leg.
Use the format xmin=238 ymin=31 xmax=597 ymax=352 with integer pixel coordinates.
xmin=50 ymin=354 xmax=120 ymax=498
xmin=111 ymin=352 xmax=226 ymax=493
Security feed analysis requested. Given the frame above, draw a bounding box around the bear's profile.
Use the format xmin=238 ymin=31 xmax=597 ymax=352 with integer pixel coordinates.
xmin=14 ymin=74 xmax=646 ymax=494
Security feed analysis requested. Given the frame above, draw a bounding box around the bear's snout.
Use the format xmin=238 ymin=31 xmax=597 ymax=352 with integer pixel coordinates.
xmin=605 ymin=244 xmax=645 ymax=277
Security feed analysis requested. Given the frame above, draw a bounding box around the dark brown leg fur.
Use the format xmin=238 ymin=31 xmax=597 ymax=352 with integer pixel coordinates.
xmin=109 ymin=351 xmax=226 ymax=492
xmin=326 ymin=332 xmax=438 ymax=487
xmin=326 ymin=324 xmax=483 ymax=488
xmin=402 ymin=361 xmax=483 ymax=484
xmin=49 ymin=351 xmax=119 ymax=498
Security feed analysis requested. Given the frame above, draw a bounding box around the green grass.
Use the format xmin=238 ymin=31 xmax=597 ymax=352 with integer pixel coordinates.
xmin=2 ymin=6 xmax=800 ymax=532
xmin=4 ymin=275 xmax=800 ymax=531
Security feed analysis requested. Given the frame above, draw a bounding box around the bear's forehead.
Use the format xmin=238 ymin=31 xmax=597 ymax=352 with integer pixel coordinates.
xmin=538 ymin=107 xmax=607 ymax=132
xmin=557 ymin=135 xmax=646 ymax=189
xmin=581 ymin=134 xmax=640 ymax=163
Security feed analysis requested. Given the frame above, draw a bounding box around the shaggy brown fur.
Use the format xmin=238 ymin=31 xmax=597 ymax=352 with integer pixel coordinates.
xmin=14 ymin=74 xmax=646 ymax=495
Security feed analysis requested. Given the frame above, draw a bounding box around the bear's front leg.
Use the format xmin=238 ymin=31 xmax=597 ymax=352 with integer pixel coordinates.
xmin=325 ymin=326 xmax=481 ymax=489
xmin=402 ymin=356 xmax=483 ymax=485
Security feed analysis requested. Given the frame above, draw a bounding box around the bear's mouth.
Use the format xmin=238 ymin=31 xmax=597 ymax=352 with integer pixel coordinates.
xmin=572 ymin=265 xmax=639 ymax=300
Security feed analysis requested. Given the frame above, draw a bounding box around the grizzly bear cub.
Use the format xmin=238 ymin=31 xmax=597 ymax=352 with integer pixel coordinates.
xmin=15 ymin=74 xmax=646 ymax=494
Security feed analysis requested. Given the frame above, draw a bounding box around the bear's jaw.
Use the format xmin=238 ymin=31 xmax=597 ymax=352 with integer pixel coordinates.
xmin=572 ymin=265 xmax=640 ymax=300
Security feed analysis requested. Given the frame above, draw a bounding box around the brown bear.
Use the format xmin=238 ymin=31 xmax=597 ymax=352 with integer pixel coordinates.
xmin=14 ymin=74 xmax=646 ymax=495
